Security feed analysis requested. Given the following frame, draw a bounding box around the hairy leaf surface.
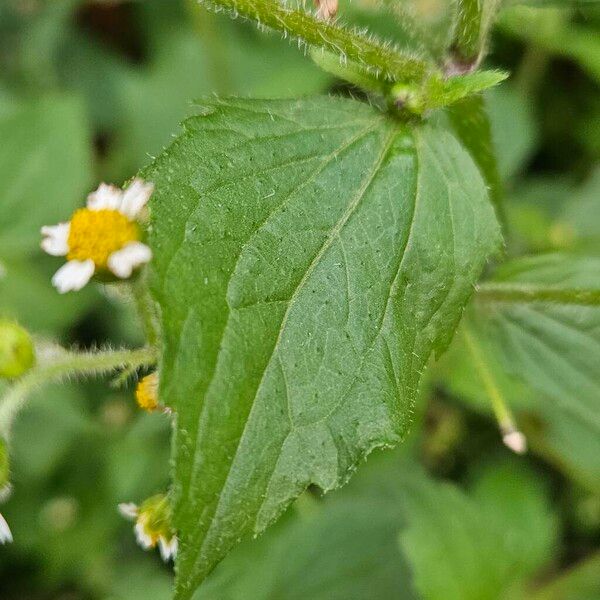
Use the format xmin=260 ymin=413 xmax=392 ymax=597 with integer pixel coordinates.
xmin=144 ymin=96 xmax=501 ymax=598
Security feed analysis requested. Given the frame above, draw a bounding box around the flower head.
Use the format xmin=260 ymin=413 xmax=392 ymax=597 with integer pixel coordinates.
xmin=118 ymin=493 xmax=177 ymax=561
xmin=41 ymin=179 xmax=153 ymax=293
xmin=0 ymin=513 xmax=12 ymax=544
xmin=135 ymin=372 xmax=160 ymax=412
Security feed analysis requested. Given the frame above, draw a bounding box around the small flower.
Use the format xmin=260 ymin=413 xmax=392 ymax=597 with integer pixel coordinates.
xmin=41 ymin=179 xmax=154 ymax=293
xmin=0 ymin=513 xmax=12 ymax=544
xmin=135 ymin=372 xmax=160 ymax=412
xmin=118 ymin=494 xmax=177 ymax=562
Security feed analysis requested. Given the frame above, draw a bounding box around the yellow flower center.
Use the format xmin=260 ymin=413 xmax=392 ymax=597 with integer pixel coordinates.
xmin=67 ymin=208 xmax=139 ymax=268
xmin=135 ymin=373 xmax=160 ymax=412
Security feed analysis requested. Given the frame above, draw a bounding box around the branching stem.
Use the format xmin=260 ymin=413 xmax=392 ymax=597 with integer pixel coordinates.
xmin=0 ymin=346 xmax=157 ymax=438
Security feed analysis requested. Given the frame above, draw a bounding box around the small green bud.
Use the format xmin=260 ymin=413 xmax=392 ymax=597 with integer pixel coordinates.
xmin=0 ymin=320 xmax=35 ymax=379
xmin=389 ymin=83 xmax=424 ymax=115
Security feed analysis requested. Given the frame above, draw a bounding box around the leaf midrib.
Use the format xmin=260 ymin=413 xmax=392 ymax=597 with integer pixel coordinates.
xmin=185 ymin=122 xmax=401 ymax=573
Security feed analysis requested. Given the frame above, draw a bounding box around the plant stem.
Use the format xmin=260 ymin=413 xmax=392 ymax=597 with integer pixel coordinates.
xmin=462 ymin=327 xmax=511 ymax=426
xmin=0 ymin=346 xmax=157 ymax=439
xmin=448 ymin=0 xmax=501 ymax=71
xmin=476 ymin=282 xmax=600 ymax=306
xmin=451 ymin=0 xmax=483 ymax=65
xmin=132 ymin=278 xmax=161 ymax=347
xmin=461 ymin=325 xmax=521 ymax=444
xmin=200 ymin=0 xmax=433 ymax=83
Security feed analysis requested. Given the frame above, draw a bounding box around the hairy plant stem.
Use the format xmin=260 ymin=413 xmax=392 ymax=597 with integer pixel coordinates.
xmin=200 ymin=0 xmax=433 ymax=83
xmin=447 ymin=0 xmax=501 ymax=73
xmin=476 ymin=282 xmax=600 ymax=306
xmin=0 ymin=346 xmax=157 ymax=439
xmin=132 ymin=277 xmax=161 ymax=347
xmin=450 ymin=0 xmax=482 ymax=65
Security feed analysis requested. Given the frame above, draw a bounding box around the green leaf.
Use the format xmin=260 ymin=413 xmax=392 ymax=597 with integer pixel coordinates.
xmin=469 ymin=458 xmax=559 ymax=578
xmin=144 ymin=96 xmax=501 ymax=598
xmin=10 ymin=384 xmax=91 ymax=483
xmin=197 ymin=452 xmax=557 ymax=600
xmin=531 ymin=552 xmax=600 ymax=600
xmin=197 ymin=496 xmax=419 ymax=600
xmin=400 ymin=459 xmax=557 ymax=600
xmin=0 ymin=94 xmax=92 ymax=258
xmin=0 ymin=258 xmax=97 ymax=335
xmin=486 ymin=84 xmax=538 ymax=180
xmin=446 ymin=94 xmax=504 ymax=222
xmin=499 ymin=6 xmax=600 ymax=83
xmin=391 ymin=70 xmax=508 ymax=114
xmin=561 ymin=169 xmax=600 ymax=251
xmin=444 ymin=254 xmax=600 ymax=490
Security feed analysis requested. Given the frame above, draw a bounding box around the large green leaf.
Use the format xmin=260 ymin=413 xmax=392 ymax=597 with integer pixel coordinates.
xmin=0 ymin=94 xmax=92 ymax=258
xmin=144 ymin=96 xmax=501 ymax=597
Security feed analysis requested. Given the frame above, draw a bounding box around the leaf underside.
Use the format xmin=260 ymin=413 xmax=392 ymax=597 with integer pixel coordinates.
xmin=144 ymin=96 xmax=501 ymax=599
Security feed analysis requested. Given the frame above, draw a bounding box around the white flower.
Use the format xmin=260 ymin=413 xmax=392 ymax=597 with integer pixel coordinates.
xmin=0 ymin=513 xmax=12 ymax=544
xmin=118 ymin=502 xmax=139 ymax=519
xmin=41 ymin=178 xmax=154 ymax=293
xmin=158 ymin=535 xmax=178 ymax=561
xmin=118 ymin=495 xmax=177 ymax=562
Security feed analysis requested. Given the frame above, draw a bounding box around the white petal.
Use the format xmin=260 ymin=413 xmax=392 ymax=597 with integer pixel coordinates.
xmin=107 ymin=242 xmax=152 ymax=279
xmin=503 ymin=431 xmax=527 ymax=454
xmin=158 ymin=536 xmax=177 ymax=561
xmin=87 ymin=183 xmax=123 ymax=211
xmin=135 ymin=522 xmax=153 ymax=549
xmin=51 ymin=259 xmax=95 ymax=294
xmin=41 ymin=223 xmax=70 ymax=256
xmin=0 ymin=514 xmax=12 ymax=544
xmin=118 ymin=503 xmax=139 ymax=520
xmin=119 ymin=178 xmax=154 ymax=219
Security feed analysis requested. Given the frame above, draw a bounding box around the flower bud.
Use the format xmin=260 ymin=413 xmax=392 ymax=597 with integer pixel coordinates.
xmin=0 ymin=320 xmax=35 ymax=379
xmin=135 ymin=372 xmax=160 ymax=412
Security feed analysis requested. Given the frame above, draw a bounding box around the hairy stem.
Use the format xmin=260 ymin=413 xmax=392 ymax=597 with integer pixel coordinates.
xmin=448 ymin=0 xmax=501 ymax=71
xmin=200 ymin=0 xmax=433 ymax=83
xmin=132 ymin=277 xmax=161 ymax=347
xmin=476 ymin=282 xmax=600 ymax=306
xmin=451 ymin=0 xmax=482 ymax=64
xmin=0 ymin=346 xmax=157 ymax=438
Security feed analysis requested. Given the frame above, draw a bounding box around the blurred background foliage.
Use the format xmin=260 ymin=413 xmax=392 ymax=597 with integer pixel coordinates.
xmin=0 ymin=0 xmax=598 ymax=598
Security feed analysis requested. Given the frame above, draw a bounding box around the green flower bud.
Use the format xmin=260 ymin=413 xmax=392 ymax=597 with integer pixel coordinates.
xmin=0 ymin=320 xmax=35 ymax=379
